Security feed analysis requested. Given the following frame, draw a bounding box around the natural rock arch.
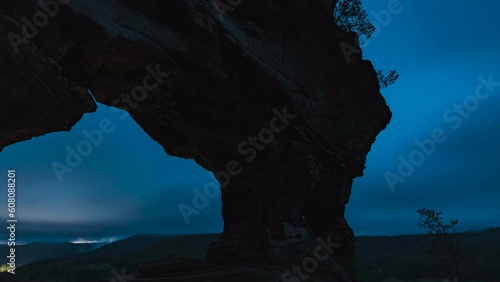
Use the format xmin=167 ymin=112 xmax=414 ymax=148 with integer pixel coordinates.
xmin=0 ymin=1 xmax=391 ymax=280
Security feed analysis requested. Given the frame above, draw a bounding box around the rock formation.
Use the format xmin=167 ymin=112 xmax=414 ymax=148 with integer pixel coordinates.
xmin=0 ymin=0 xmax=391 ymax=280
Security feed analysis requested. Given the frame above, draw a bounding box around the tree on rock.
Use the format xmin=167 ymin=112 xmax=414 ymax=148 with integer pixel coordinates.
xmin=377 ymin=70 xmax=400 ymax=89
xmin=334 ymin=0 xmax=375 ymax=43
xmin=334 ymin=0 xmax=399 ymax=89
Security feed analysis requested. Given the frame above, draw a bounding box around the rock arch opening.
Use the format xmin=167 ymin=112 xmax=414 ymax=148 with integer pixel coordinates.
xmin=0 ymin=100 xmax=223 ymax=243
xmin=0 ymin=1 xmax=392 ymax=280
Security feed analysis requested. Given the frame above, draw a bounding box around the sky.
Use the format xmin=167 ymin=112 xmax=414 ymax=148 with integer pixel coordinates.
xmin=347 ymin=0 xmax=500 ymax=235
xmin=0 ymin=0 xmax=499 ymax=244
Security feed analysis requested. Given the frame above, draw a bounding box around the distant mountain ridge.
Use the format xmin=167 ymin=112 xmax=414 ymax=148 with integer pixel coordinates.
xmin=1 ymin=229 xmax=498 ymax=281
xmin=76 ymin=235 xmax=174 ymax=259
xmin=0 ymin=242 xmax=97 ymax=266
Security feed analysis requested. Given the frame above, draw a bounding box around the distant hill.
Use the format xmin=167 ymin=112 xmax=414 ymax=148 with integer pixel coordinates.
xmin=356 ymin=227 xmax=500 ymax=260
xmin=76 ymin=235 xmax=174 ymax=259
xmin=0 ymin=235 xmax=176 ymax=267
xmin=1 ymin=233 xmax=220 ymax=282
xmin=356 ymin=228 xmax=500 ymax=282
xmin=2 ymin=229 xmax=498 ymax=282
xmin=0 ymin=242 xmax=97 ymax=266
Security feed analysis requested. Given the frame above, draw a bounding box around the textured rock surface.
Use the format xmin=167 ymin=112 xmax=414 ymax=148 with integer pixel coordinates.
xmin=0 ymin=0 xmax=391 ymax=280
xmin=0 ymin=7 xmax=96 ymax=151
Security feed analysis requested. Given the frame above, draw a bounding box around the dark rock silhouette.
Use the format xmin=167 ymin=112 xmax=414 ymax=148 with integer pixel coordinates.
xmin=0 ymin=0 xmax=391 ymax=280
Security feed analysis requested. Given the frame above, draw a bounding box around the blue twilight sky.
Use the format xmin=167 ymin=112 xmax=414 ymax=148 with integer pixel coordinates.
xmin=0 ymin=0 xmax=499 ymax=244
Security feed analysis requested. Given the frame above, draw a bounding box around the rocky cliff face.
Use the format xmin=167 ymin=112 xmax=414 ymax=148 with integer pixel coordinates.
xmin=0 ymin=0 xmax=391 ymax=280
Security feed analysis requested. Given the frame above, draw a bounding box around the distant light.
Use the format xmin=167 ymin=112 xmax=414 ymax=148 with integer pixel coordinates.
xmin=71 ymin=237 xmax=118 ymax=244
